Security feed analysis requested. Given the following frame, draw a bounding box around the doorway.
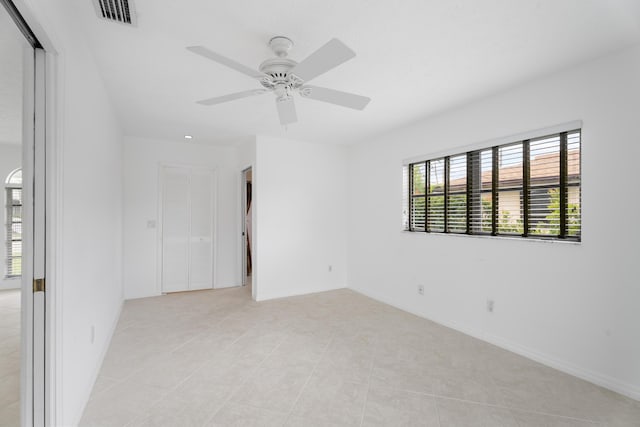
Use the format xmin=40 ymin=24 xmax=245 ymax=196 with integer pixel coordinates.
xmin=159 ymin=165 xmax=215 ymax=293
xmin=241 ymin=167 xmax=253 ymax=291
xmin=0 ymin=0 xmax=47 ymax=425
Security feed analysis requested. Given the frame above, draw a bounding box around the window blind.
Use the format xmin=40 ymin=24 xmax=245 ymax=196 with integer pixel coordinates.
xmin=404 ymin=129 xmax=581 ymax=241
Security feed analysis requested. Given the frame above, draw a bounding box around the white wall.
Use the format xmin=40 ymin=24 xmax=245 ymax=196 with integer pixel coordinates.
xmin=0 ymin=144 xmax=21 ymax=290
xmin=236 ymin=137 xmax=256 ymax=170
xmin=255 ymin=136 xmax=348 ymax=301
xmin=122 ymin=136 xmax=240 ymax=299
xmin=347 ymin=45 xmax=640 ymax=400
xmin=18 ymin=1 xmax=125 ymax=424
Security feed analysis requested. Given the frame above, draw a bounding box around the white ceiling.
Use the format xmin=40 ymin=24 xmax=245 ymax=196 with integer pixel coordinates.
xmin=0 ymin=6 xmax=24 ymax=145
xmin=74 ymin=0 xmax=640 ymax=145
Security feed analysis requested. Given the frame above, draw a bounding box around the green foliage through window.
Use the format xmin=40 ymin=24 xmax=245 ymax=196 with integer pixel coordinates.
xmin=405 ymin=130 xmax=581 ymax=241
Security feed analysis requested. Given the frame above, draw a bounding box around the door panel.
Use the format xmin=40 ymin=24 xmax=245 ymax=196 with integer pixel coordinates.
xmin=1 ymin=1 xmax=49 ymax=424
xmin=161 ymin=167 xmax=214 ymax=292
xmin=161 ymin=168 xmax=190 ymax=292
xmin=189 ymin=170 xmax=213 ymax=290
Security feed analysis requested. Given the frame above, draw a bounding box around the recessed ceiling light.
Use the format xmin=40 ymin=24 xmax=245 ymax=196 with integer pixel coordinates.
xmin=184 ymin=135 xmax=193 ymax=140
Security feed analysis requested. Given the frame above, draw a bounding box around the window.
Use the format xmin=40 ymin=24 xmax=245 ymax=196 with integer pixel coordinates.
xmin=5 ymin=168 xmax=22 ymax=278
xmin=403 ymin=130 xmax=581 ymax=241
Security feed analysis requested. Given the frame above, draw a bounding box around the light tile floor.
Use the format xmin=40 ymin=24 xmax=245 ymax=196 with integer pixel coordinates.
xmin=0 ymin=289 xmax=21 ymax=427
xmin=81 ymin=286 xmax=640 ymax=426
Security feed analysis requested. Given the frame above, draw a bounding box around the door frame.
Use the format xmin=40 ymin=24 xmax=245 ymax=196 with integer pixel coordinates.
xmin=19 ymin=25 xmax=36 ymax=427
xmin=240 ymin=167 xmax=250 ymax=287
xmin=8 ymin=0 xmax=60 ymax=425
xmin=157 ymin=163 xmax=217 ymax=294
xmin=239 ymin=165 xmax=255 ymax=299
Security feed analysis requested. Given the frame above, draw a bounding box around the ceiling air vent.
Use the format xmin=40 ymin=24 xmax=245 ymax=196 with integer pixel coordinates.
xmin=92 ymin=0 xmax=137 ymax=26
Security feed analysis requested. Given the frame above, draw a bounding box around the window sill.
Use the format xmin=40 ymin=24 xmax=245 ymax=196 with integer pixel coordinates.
xmin=401 ymin=230 xmax=581 ymax=245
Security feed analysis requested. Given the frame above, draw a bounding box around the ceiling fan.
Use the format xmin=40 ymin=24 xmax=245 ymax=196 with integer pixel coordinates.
xmin=186 ymin=36 xmax=371 ymax=125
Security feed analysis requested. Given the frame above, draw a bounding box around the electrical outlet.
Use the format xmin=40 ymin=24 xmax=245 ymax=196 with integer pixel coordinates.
xmin=417 ymin=285 xmax=424 ymax=295
xmin=328 ymin=265 xmax=332 ymax=272
xmin=486 ymin=299 xmax=494 ymax=313
xmin=90 ymin=325 xmax=95 ymax=344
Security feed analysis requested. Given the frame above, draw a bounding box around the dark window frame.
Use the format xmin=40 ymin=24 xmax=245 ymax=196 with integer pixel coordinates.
xmin=404 ymin=129 xmax=581 ymax=242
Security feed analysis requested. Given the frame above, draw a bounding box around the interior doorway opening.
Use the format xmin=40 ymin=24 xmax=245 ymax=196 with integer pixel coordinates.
xmin=242 ymin=167 xmax=253 ymax=293
xmin=1 ymin=3 xmax=26 ymax=424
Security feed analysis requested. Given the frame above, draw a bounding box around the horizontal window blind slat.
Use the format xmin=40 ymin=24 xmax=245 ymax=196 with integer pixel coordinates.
xmin=403 ymin=128 xmax=580 ymax=241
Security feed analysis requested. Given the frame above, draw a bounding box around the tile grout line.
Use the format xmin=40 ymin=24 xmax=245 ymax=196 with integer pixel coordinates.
xmin=120 ymin=302 xmax=256 ymax=427
xmin=373 ymin=383 xmax=602 ymax=424
xmin=201 ymin=333 xmax=291 ymax=426
xmin=282 ymin=334 xmax=336 ymax=425
xmin=168 ymin=299 xmax=253 ymax=354
xmin=480 ymin=349 xmax=521 ymax=425
xmin=358 ymin=335 xmax=379 ymax=427
xmin=434 ymin=397 xmax=442 ymax=427
xmin=81 ymin=289 xmax=635 ymax=426
xmin=482 ymin=349 xmax=510 ymax=409
xmin=173 ymin=326 xmax=275 ymax=425
xmin=101 ymin=299 xmax=251 ymax=403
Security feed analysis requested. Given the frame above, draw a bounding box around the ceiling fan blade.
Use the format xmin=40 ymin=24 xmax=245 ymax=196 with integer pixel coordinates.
xmin=187 ymin=46 xmax=267 ymax=80
xmin=197 ymin=89 xmax=268 ymax=106
xmin=301 ymin=86 xmax=371 ymax=110
xmin=290 ymin=39 xmax=355 ymax=83
xmin=275 ymin=97 xmax=297 ymax=125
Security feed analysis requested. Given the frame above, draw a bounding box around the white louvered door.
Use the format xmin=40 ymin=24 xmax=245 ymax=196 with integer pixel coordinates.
xmin=189 ymin=170 xmax=213 ymax=291
xmin=161 ymin=166 xmax=214 ymax=293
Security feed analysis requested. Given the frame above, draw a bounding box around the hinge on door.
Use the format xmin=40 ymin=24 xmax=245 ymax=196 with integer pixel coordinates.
xmin=33 ymin=278 xmax=45 ymax=293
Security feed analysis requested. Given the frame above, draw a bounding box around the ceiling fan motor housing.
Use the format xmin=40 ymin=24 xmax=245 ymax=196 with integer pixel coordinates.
xmin=258 ymin=36 xmax=303 ymax=96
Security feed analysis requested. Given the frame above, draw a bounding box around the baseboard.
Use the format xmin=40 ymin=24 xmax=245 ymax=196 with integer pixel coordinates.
xmin=483 ymin=331 xmax=640 ymax=401
xmin=255 ymin=284 xmax=347 ymax=302
xmin=73 ymin=299 xmax=124 ymax=426
xmin=125 ymin=284 xmax=241 ymax=300
xmin=349 ymin=285 xmax=640 ymax=402
xmin=125 ymin=291 xmax=163 ymax=300
xmin=214 ymin=282 xmax=242 ymax=290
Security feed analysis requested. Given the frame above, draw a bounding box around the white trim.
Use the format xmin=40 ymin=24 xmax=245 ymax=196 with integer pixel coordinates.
xmin=211 ymin=169 xmax=218 ymax=290
xmin=241 ymin=169 xmax=247 ymax=287
xmin=349 ymin=286 xmax=640 ymax=402
xmin=402 ymin=120 xmax=583 ymax=165
xmin=45 ymin=47 xmax=61 ymax=427
xmin=240 ymin=166 xmax=252 ymax=289
xmin=20 ymin=36 xmax=35 ymax=427
xmin=32 ymin=46 xmax=47 ymax=427
xmin=400 ymin=230 xmax=581 ymax=245
xmin=249 ymin=163 xmax=256 ymax=301
xmin=48 ymin=48 xmax=64 ymax=427
xmin=156 ymin=165 xmax=163 ymax=296
xmin=237 ymin=163 xmax=256 ymax=299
